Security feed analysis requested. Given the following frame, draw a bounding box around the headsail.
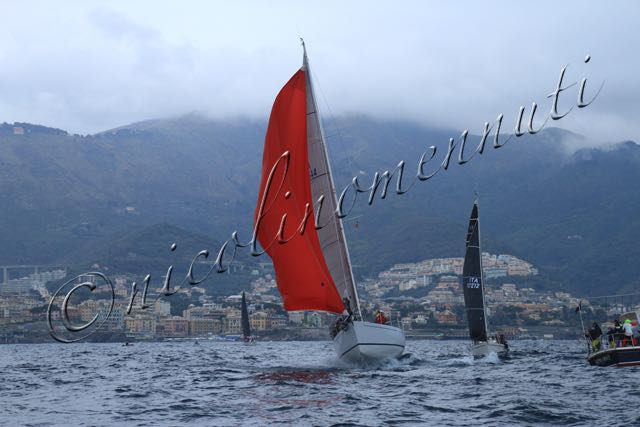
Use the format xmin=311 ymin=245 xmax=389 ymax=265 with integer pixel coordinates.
xmin=253 ymin=63 xmax=344 ymax=314
xmin=301 ymin=45 xmax=362 ymax=317
xmin=462 ymin=200 xmax=489 ymax=342
xmin=241 ymin=292 xmax=251 ymax=340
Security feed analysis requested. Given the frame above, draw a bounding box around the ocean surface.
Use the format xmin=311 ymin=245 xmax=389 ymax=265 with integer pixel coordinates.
xmin=1 ymin=339 xmax=639 ymax=426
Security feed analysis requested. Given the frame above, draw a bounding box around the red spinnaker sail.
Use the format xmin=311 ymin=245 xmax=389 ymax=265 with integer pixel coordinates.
xmin=254 ymin=69 xmax=344 ymax=314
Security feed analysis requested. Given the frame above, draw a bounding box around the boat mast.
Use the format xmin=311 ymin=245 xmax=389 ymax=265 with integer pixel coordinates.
xmin=300 ymin=39 xmax=363 ymax=319
xmin=475 ymin=197 xmax=490 ymax=339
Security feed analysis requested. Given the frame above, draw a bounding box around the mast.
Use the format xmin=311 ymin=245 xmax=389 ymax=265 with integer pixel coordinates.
xmin=476 ymin=197 xmax=490 ymax=338
xmin=301 ymin=40 xmax=362 ymax=318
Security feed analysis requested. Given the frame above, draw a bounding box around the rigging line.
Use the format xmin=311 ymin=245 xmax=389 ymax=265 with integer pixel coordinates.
xmin=342 ymin=214 xmax=363 ymax=223
xmin=310 ymin=68 xmax=352 ymax=171
xmin=324 ymin=132 xmax=341 ymax=139
xmin=581 ymin=291 xmax=640 ymax=300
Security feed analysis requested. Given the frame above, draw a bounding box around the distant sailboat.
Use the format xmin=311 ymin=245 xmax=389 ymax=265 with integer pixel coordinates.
xmin=254 ymin=40 xmax=405 ymax=364
xmin=241 ymin=292 xmax=253 ymax=343
xmin=462 ymin=199 xmax=508 ymax=356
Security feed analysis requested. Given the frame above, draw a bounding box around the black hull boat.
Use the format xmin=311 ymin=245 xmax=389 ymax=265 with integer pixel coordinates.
xmin=585 ymin=311 xmax=640 ymax=367
xmin=588 ymin=346 xmax=640 ymax=367
xmin=462 ymin=199 xmax=508 ymax=357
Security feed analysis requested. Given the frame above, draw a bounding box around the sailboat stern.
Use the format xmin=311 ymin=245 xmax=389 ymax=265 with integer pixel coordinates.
xmin=333 ymin=321 xmax=405 ymax=364
xmin=471 ymin=341 xmax=508 ymax=357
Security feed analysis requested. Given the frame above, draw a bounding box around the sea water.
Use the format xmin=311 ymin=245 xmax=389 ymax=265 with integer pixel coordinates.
xmin=1 ymin=340 xmax=638 ymax=426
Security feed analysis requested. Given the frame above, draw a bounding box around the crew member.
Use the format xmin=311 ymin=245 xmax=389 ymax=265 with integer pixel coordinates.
xmin=375 ymin=310 xmax=389 ymax=325
xmin=614 ymin=319 xmax=623 ymax=347
xmin=622 ymin=319 xmax=634 ymax=347
xmin=343 ymin=297 xmax=353 ymax=317
xmin=587 ymin=322 xmax=602 ymax=351
xmin=606 ymin=326 xmax=616 ymax=348
xmin=498 ymin=333 xmax=507 ymax=345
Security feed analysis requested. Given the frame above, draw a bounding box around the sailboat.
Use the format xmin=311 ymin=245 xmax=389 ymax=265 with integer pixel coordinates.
xmin=254 ymin=40 xmax=405 ymax=364
xmin=462 ymin=199 xmax=508 ymax=357
xmin=241 ymin=292 xmax=253 ymax=343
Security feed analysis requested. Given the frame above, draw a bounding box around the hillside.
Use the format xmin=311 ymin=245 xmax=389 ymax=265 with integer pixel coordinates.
xmin=0 ymin=115 xmax=638 ymax=296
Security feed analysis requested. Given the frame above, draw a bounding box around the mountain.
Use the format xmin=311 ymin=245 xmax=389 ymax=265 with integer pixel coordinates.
xmin=0 ymin=115 xmax=638 ymax=296
xmin=0 ymin=115 xmax=263 ymax=264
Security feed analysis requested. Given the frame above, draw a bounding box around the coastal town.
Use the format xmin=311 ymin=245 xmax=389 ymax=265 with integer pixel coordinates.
xmin=0 ymin=253 xmax=619 ymax=343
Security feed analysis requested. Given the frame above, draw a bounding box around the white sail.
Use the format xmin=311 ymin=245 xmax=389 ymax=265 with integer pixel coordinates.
xmin=302 ymin=47 xmax=362 ymax=318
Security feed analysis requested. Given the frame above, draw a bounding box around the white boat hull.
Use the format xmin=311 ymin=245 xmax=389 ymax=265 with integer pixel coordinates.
xmin=333 ymin=321 xmax=405 ymax=364
xmin=471 ymin=341 xmax=508 ymax=357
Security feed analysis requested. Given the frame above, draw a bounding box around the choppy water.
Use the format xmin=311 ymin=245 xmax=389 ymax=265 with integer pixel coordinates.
xmin=1 ymin=340 xmax=639 ymax=426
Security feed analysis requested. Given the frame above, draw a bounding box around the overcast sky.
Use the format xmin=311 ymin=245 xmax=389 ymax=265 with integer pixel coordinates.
xmin=0 ymin=1 xmax=637 ymax=143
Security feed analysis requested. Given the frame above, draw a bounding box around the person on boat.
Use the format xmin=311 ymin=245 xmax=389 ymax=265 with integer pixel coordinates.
xmin=622 ymin=319 xmax=634 ymax=347
xmin=497 ymin=333 xmax=509 ymax=350
xmin=342 ymin=297 xmax=353 ymax=317
xmin=587 ymin=322 xmax=602 ymax=351
xmin=606 ymin=326 xmax=616 ymax=348
xmin=614 ymin=319 xmax=624 ymax=347
xmin=330 ymin=318 xmax=341 ymax=338
xmin=331 ymin=315 xmax=350 ymax=338
xmin=375 ymin=310 xmax=389 ymax=325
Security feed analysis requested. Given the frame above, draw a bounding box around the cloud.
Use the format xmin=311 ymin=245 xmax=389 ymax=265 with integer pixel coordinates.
xmin=0 ymin=1 xmax=637 ymax=144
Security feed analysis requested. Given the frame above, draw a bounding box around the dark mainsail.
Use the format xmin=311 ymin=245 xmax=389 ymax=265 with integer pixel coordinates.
xmin=241 ymin=292 xmax=251 ymax=340
xmin=462 ymin=201 xmax=488 ymax=343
